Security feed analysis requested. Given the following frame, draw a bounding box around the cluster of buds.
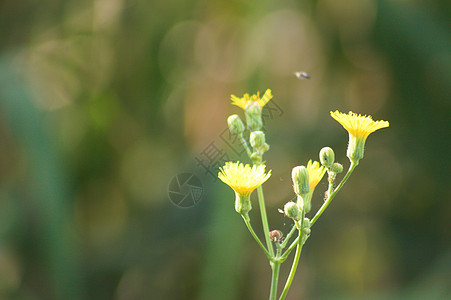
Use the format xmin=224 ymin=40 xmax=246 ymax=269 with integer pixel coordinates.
xmin=250 ymin=131 xmax=270 ymax=161
xmin=227 ymin=98 xmax=270 ymax=164
xmin=319 ymin=147 xmax=343 ymax=187
xmin=319 ymin=146 xmax=343 ymax=174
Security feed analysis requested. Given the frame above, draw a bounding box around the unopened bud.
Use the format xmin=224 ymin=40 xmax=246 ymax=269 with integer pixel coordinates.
xmin=227 ymin=114 xmax=245 ymax=135
xmin=269 ymin=230 xmax=283 ymax=243
xmin=250 ymin=131 xmax=265 ymax=148
xmin=330 ymin=162 xmax=343 ymax=173
xmin=250 ymin=152 xmax=261 ymax=164
xmin=302 ymin=218 xmax=311 ymax=236
xmin=245 ymin=101 xmax=262 ymax=131
xmin=284 ymin=201 xmax=302 ymax=221
xmin=319 ymin=147 xmax=335 ymax=168
xmin=292 ymin=166 xmax=310 ymax=196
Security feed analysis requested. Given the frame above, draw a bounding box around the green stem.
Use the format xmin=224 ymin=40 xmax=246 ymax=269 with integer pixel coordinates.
xmin=257 ymin=185 xmax=274 ymax=257
xmin=239 ymin=134 xmax=252 ymax=157
xmin=242 ymin=214 xmax=272 ymax=260
xmin=238 ymin=132 xmax=273 ymax=256
xmin=311 ymin=160 xmax=358 ymax=226
xmin=269 ymin=249 xmax=282 ymax=300
xmin=279 ymin=235 xmax=299 ymax=262
xmin=279 ymin=232 xmax=303 ymax=300
xmin=281 ymin=209 xmax=304 ymax=261
xmin=280 ymin=225 xmax=297 ymax=249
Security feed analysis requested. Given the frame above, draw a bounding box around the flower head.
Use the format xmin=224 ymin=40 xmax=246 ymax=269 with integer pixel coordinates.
xmin=230 ymin=89 xmax=273 ymax=110
xmin=331 ymin=110 xmax=389 ymax=162
xmin=218 ymin=161 xmax=271 ymax=214
xmin=218 ymin=161 xmax=271 ymax=195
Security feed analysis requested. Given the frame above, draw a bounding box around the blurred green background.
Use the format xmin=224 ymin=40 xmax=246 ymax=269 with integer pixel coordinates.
xmin=0 ymin=0 xmax=449 ymax=299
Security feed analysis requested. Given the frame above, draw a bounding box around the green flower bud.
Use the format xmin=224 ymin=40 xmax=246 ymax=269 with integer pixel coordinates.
xmin=250 ymin=131 xmax=265 ymax=148
xmin=330 ymin=162 xmax=343 ymax=173
xmin=250 ymin=152 xmax=261 ymax=164
xmin=227 ymin=114 xmax=245 ymax=135
xmin=302 ymin=218 xmax=311 ymax=230
xmin=292 ymin=166 xmax=310 ymax=197
xmin=319 ymin=147 xmax=335 ymax=168
xmin=284 ymin=201 xmax=302 ymax=221
xmin=235 ymin=192 xmax=252 ymax=214
xmin=245 ymin=101 xmax=262 ymax=131
xmin=302 ymin=218 xmax=311 ymax=240
xmin=261 ymin=143 xmax=270 ymax=153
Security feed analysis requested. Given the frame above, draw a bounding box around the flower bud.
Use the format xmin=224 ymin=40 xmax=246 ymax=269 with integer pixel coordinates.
xmin=245 ymin=101 xmax=262 ymax=131
xmin=319 ymin=147 xmax=335 ymax=168
xmin=292 ymin=166 xmax=310 ymax=197
xmin=302 ymin=218 xmax=311 ymax=230
xmin=250 ymin=131 xmax=265 ymax=148
xmin=330 ymin=162 xmax=343 ymax=173
xmin=227 ymin=114 xmax=245 ymax=135
xmin=269 ymin=230 xmax=283 ymax=243
xmin=250 ymin=152 xmax=261 ymax=163
xmin=284 ymin=201 xmax=302 ymax=221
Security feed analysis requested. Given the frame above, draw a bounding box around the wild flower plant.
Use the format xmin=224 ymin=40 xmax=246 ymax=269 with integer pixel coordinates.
xmin=218 ymin=89 xmax=389 ymax=300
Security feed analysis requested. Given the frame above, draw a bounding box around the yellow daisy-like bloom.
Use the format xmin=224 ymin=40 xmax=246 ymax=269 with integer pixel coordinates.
xmin=218 ymin=161 xmax=271 ymax=214
xmin=219 ymin=161 xmax=271 ymax=195
xmin=230 ymin=89 xmax=273 ymax=110
xmin=331 ymin=110 xmax=389 ymax=162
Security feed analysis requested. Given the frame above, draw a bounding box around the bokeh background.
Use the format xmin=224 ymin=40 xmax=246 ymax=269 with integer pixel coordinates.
xmin=0 ymin=0 xmax=450 ymax=299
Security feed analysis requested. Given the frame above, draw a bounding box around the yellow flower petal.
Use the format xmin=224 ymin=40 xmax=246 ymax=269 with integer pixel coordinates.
xmin=330 ymin=111 xmax=389 ymax=139
xmin=218 ymin=161 xmax=271 ymax=195
xmin=330 ymin=110 xmax=389 ymax=161
xmin=306 ymin=160 xmax=326 ymax=191
xmin=230 ymin=89 xmax=273 ymax=110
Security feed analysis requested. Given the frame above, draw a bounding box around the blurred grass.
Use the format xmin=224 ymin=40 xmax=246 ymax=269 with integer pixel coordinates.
xmin=0 ymin=57 xmax=83 ymax=298
xmin=0 ymin=0 xmax=449 ymax=299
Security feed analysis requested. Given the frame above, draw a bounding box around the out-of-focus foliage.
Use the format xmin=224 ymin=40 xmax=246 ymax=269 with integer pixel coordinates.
xmin=0 ymin=0 xmax=449 ymax=299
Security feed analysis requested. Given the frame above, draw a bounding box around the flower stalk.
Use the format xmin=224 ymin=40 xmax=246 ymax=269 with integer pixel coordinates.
xmin=219 ymin=94 xmax=389 ymax=300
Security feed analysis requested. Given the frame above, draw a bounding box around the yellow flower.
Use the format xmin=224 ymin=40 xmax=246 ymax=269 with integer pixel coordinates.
xmin=306 ymin=160 xmax=326 ymax=192
xmin=230 ymin=89 xmax=273 ymax=110
xmin=330 ymin=110 xmax=389 ymax=162
xmin=218 ymin=161 xmax=271 ymax=214
xmin=219 ymin=161 xmax=271 ymax=195
xmin=301 ymin=160 xmax=326 ymax=213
